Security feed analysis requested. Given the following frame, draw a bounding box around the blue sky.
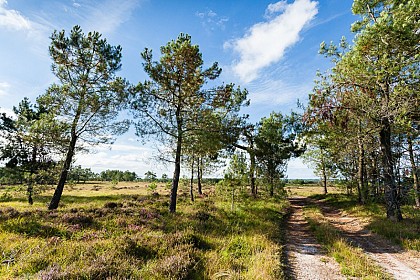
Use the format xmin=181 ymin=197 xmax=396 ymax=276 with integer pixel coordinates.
xmin=0 ymin=0 xmax=356 ymax=179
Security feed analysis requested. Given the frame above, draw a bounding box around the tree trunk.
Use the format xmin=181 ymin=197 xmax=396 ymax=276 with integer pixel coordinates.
xmin=28 ymin=146 xmax=37 ymax=205
xmin=408 ymin=137 xmax=419 ymax=207
xmin=197 ymin=157 xmax=203 ymax=195
xmin=190 ymin=156 xmax=194 ymax=202
xmin=48 ymin=133 xmax=77 ymax=210
xmin=379 ymin=119 xmax=402 ymax=221
xmin=269 ymin=176 xmax=274 ymax=197
xmin=322 ymin=167 xmax=328 ymax=194
xmin=231 ymin=184 xmax=235 ymax=211
xmin=357 ymin=139 xmax=366 ymax=204
xmin=371 ymin=154 xmax=379 ymax=199
xmin=249 ymin=150 xmax=256 ymax=197
xmin=320 ymin=147 xmax=328 ymax=194
xmin=169 ymin=133 xmax=182 ymax=213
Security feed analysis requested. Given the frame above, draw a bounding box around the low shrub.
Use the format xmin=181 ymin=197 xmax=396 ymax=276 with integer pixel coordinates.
xmin=61 ymin=212 xmax=94 ymax=227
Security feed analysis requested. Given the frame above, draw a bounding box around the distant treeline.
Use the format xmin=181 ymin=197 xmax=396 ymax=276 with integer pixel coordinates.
xmin=0 ymin=165 xmax=226 ymax=185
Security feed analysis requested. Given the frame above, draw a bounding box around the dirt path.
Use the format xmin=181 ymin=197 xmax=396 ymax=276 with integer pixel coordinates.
xmin=285 ymin=197 xmax=345 ymax=280
xmin=313 ymin=198 xmax=420 ymax=280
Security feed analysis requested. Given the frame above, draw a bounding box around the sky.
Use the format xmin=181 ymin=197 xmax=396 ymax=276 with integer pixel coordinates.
xmin=0 ymin=0 xmax=357 ymax=179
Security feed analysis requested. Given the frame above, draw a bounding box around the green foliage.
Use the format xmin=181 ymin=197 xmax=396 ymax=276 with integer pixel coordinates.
xmin=100 ymin=169 xmax=138 ymax=182
xmin=0 ymin=98 xmax=64 ymax=204
xmin=0 ymin=191 xmax=13 ymax=202
xmin=305 ymin=0 xmax=420 ymax=219
xmin=255 ymin=112 xmax=304 ymax=195
xmin=68 ymin=165 xmax=98 ymax=183
xmin=131 ymin=33 xmax=248 ymax=212
xmin=148 ymin=182 xmax=158 ymax=193
xmin=144 ymin=170 xmax=157 ymax=181
xmin=219 ymin=152 xmax=249 ymax=208
xmin=40 ymin=25 xmax=131 ymax=209
xmin=41 ymin=25 xmax=130 ymax=144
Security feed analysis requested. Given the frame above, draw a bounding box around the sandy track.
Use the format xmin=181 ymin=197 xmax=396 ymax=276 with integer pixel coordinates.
xmin=314 ymin=199 xmax=420 ymax=280
xmin=285 ymin=197 xmax=345 ymax=280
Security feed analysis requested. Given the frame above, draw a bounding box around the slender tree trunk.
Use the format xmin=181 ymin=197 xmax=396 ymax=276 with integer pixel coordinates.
xmin=249 ymin=150 xmax=256 ymax=197
xmin=357 ymin=139 xmax=366 ymax=204
xmin=170 ymin=132 xmax=182 ymax=213
xmin=190 ymin=156 xmax=194 ymax=202
xmin=371 ymin=154 xmax=379 ymax=199
xmin=231 ymin=183 xmax=235 ymax=211
xmin=379 ymin=119 xmax=402 ymax=221
xmin=28 ymin=146 xmax=37 ymax=205
xmin=48 ymin=133 xmax=77 ymax=210
xmin=197 ymin=157 xmax=203 ymax=195
xmin=319 ymin=147 xmax=328 ymax=194
xmin=269 ymin=176 xmax=274 ymax=197
xmin=322 ymin=166 xmax=328 ymax=194
xmin=408 ymin=137 xmax=420 ymax=207
xmin=396 ymin=154 xmax=402 ymax=197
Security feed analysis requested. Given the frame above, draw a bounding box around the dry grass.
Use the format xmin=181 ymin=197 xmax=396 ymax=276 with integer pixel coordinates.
xmin=285 ymin=184 xmax=344 ymax=197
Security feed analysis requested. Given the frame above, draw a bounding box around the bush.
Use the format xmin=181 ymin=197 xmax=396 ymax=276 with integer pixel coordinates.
xmin=61 ymin=213 xmax=94 ymax=227
xmin=103 ymin=202 xmax=122 ymax=209
xmin=223 ymin=236 xmax=252 ymax=259
xmin=0 ymin=191 xmax=13 ymax=202
xmin=154 ymin=244 xmax=197 ymax=280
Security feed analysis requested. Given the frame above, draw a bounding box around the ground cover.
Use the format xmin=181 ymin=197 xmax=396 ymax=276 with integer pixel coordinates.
xmin=285 ymin=184 xmax=420 ymax=279
xmin=0 ymin=182 xmax=288 ymax=279
xmin=309 ymin=193 xmax=420 ymax=251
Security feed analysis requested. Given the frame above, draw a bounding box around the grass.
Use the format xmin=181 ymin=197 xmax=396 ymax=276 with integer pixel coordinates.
xmin=0 ymin=181 xmax=288 ymax=279
xmin=303 ymin=205 xmax=391 ymax=279
xmin=309 ymin=193 xmax=420 ymax=251
xmin=285 ymin=183 xmax=344 ymax=197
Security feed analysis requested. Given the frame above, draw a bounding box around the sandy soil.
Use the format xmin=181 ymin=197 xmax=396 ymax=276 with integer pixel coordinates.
xmin=285 ymin=197 xmax=345 ymax=280
xmin=313 ymin=199 xmax=420 ymax=280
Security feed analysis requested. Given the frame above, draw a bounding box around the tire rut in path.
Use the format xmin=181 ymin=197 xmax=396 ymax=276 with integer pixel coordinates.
xmin=285 ymin=197 xmax=345 ymax=280
xmin=313 ymin=198 xmax=420 ymax=280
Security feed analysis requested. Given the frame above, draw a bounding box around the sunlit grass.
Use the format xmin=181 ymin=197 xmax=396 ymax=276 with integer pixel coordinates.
xmin=285 ymin=184 xmax=344 ymax=197
xmin=0 ymin=182 xmax=288 ymax=279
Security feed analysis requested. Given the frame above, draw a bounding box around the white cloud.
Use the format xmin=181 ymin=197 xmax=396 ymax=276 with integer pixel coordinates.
xmin=286 ymin=158 xmax=316 ymax=179
xmin=226 ymin=0 xmax=318 ymax=83
xmin=74 ymin=142 xmax=171 ymax=176
xmin=0 ymin=107 xmax=15 ymax=118
xmin=196 ymin=9 xmax=229 ymax=32
xmin=76 ymin=148 xmax=150 ymax=172
xmin=0 ymin=81 xmax=11 ymax=97
xmin=97 ymin=143 xmax=148 ymax=153
xmin=72 ymin=1 xmax=81 ymax=8
xmin=266 ymin=1 xmax=287 ymax=16
xmin=82 ymin=0 xmax=140 ymax=35
xmin=0 ymin=0 xmax=32 ymax=31
xmin=248 ymin=78 xmax=311 ymax=106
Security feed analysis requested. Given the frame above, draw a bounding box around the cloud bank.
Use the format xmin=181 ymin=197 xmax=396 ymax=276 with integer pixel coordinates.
xmin=0 ymin=0 xmax=32 ymax=31
xmin=226 ymin=0 xmax=318 ymax=83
